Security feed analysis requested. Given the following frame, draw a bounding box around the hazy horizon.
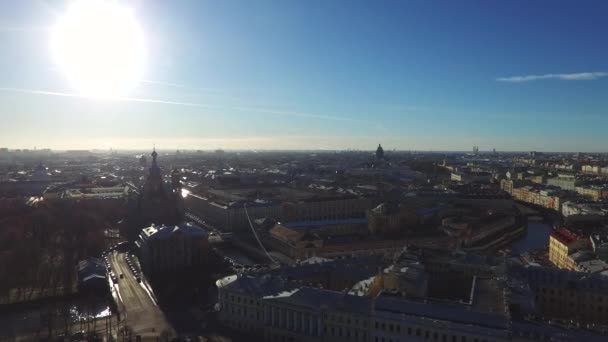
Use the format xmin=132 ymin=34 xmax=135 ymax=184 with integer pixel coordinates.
xmin=1 ymin=144 xmax=604 ymax=155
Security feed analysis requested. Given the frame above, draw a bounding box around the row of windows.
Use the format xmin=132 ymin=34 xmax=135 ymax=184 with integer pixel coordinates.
xmin=226 ymin=303 xmax=261 ymax=320
xmin=323 ymin=324 xmax=367 ymax=340
xmin=526 ymin=272 xmax=608 ymax=290
xmin=373 ymin=321 xmax=488 ymax=342
xmin=226 ymin=294 xmax=258 ymax=306
xmin=539 ymin=297 xmax=607 ymax=309
xmin=222 ymin=308 xmax=493 ymax=342
xmin=268 ymin=333 xmax=304 ymax=342
xmin=224 ymin=319 xmax=256 ymax=332
xmin=375 ymin=333 xmax=487 ymax=342
xmin=326 ymin=314 xmax=362 ymax=325
xmin=538 ymin=289 xmax=607 ymax=302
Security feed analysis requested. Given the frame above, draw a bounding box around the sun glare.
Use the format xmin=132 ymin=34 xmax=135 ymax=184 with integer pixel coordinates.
xmin=51 ymin=0 xmax=145 ymax=98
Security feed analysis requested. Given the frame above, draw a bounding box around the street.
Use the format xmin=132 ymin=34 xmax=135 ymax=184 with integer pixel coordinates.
xmin=108 ymin=251 xmax=175 ymax=340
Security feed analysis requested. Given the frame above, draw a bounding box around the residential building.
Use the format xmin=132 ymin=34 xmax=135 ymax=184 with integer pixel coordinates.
xmin=451 ymin=171 xmax=492 ymax=184
xmin=575 ymin=186 xmax=608 ymax=201
xmin=367 ymin=202 xmax=410 ymax=235
xmin=217 ymin=257 xmax=605 ymax=342
xmin=510 ymin=263 xmax=608 ymax=325
xmin=546 ymin=174 xmax=577 ymax=191
xmin=217 ymin=273 xmax=511 ymax=342
xmin=63 ymin=185 xmax=129 ymax=200
xmin=185 ymin=187 xmax=377 ymax=233
xmin=562 ymin=201 xmax=606 ymax=218
xmin=581 ymin=165 xmax=601 ymax=174
xmin=500 ymin=180 xmax=564 ymax=211
xmin=265 ymin=223 xmax=408 ymax=261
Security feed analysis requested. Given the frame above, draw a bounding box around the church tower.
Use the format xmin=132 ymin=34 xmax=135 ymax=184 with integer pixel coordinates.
xmin=376 ymin=144 xmax=385 ymax=160
xmin=142 ymin=148 xmax=166 ymax=199
xmin=126 ymin=148 xmax=185 ymax=241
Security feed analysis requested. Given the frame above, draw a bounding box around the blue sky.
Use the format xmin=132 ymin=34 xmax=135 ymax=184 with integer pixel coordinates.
xmin=1 ymin=0 xmax=607 ymax=151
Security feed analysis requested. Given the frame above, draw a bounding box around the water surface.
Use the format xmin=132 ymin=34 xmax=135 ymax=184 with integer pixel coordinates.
xmin=509 ymin=221 xmax=552 ymax=255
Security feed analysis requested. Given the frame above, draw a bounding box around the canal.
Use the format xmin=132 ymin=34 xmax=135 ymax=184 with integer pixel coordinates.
xmin=509 ymin=220 xmax=552 ymax=255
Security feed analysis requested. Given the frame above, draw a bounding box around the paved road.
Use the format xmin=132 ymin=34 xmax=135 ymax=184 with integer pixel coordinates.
xmin=108 ymin=251 xmax=174 ymax=340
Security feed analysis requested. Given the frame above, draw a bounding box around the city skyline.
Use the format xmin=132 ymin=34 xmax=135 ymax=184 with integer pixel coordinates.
xmin=1 ymin=0 xmax=608 ymax=151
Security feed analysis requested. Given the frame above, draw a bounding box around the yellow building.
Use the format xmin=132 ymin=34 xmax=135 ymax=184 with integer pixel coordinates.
xmin=575 ymin=186 xmax=608 ymax=201
xmin=548 ymin=228 xmax=587 ymax=270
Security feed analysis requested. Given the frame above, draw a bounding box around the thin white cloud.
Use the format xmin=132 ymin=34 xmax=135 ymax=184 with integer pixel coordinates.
xmin=0 ymin=87 xmax=364 ymax=123
xmin=497 ymin=72 xmax=608 ymax=82
xmin=0 ymin=87 xmax=216 ymax=108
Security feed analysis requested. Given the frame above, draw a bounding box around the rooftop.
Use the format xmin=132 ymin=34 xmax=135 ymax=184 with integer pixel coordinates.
xmin=268 ymin=287 xmax=372 ymax=315
xmin=374 ymin=294 xmax=509 ymax=330
xmin=576 ymin=259 xmax=608 ymax=273
xmin=550 ymin=228 xmax=581 ymax=245
xmin=141 ymin=222 xmax=208 ymax=240
xmin=284 ymin=217 xmax=368 ymax=229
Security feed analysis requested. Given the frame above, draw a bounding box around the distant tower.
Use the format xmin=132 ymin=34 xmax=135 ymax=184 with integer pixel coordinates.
xmin=376 ymin=144 xmax=385 ymax=160
xmin=473 ymin=146 xmax=479 ymax=156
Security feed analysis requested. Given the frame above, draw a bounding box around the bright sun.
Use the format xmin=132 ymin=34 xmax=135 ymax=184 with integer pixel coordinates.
xmin=51 ymin=0 xmax=145 ymax=98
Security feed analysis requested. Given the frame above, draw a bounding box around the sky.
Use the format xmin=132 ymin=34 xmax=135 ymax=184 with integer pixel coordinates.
xmin=1 ymin=0 xmax=608 ymax=152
